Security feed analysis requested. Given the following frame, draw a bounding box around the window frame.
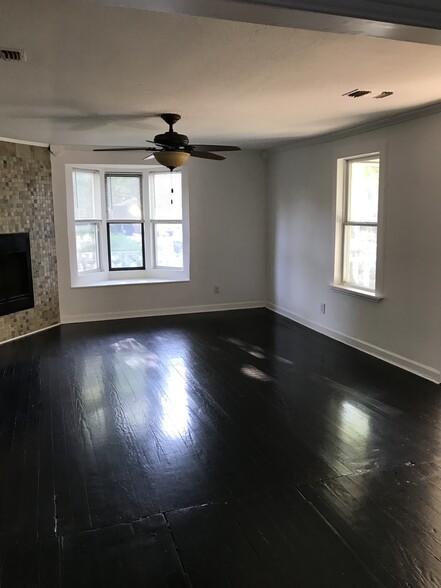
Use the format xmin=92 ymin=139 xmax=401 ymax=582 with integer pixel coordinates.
xmin=149 ymin=170 xmax=185 ymax=270
xmin=151 ymin=219 xmax=184 ymax=269
xmin=65 ymin=164 xmax=190 ymax=287
xmin=106 ymin=221 xmax=146 ymax=272
xmin=332 ymin=148 xmax=385 ymax=301
xmin=105 ymin=172 xmax=146 ymax=271
xmin=72 ymin=168 xmax=103 ymax=274
xmin=74 ymin=220 xmax=102 ymax=274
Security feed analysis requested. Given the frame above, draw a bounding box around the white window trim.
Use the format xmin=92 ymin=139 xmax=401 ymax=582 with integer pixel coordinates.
xmin=332 ymin=146 xmax=386 ymax=301
xmin=65 ymin=164 xmax=190 ymax=288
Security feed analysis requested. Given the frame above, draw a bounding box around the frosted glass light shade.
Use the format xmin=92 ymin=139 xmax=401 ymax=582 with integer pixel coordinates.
xmin=153 ymin=151 xmax=190 ymax=171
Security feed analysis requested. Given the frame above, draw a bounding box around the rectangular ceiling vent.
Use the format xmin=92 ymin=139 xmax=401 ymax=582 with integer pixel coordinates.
xmin=342 ymin=89 xmax=371 ymax=98
xmin=373 ymin=91 xmax=394 ymax=99
xmin=0 ymin=49 xmax=26 ymax=62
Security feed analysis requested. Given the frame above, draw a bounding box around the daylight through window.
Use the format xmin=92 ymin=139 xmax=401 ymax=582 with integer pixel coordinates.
xmin=69 ymin=166 xmax=187 ymax=286
xmin=106 ymin=174 xmax=145 ymax=270
xmin=334 ymin=154 xmax=382 ymax=294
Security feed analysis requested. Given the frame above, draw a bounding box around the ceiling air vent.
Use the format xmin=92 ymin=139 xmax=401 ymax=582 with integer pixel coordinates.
xmin=342 ymin=89 xmax=372 ymax=98
xmin=373 ymin=91 xmax=394 ymax=99
xmin=0 ymin=49 xmax=26 ymax=62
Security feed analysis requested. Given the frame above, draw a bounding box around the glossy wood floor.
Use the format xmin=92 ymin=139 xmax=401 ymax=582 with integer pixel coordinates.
xmin=1 ymin=309 xmax=441 ymax=587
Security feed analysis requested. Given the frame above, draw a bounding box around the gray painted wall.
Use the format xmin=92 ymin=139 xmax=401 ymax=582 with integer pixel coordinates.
xmin=51 ymin=150 xmax=266 ymax=323
xmin=266 ymin=113 xmax=441 ymax=381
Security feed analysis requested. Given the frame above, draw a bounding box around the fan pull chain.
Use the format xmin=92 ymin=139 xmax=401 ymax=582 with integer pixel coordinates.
xmin=170 ymin=172 xmax=174 ymax=204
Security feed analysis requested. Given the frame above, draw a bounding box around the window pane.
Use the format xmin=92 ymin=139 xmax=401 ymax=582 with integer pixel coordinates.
xmin=151 ymin=172 xmax=182 ymax=220
xmin=154 ymin=223 xmax=183 ymax=268
xmin=106 ymin=175 xmax=142 ymax=220
xmin=75 ymin=223 xmax=100 ymax=273
xmin=343 ymin=225 xmax=377 ymax=290
xmin=108 ymin=223 xmax=144 ymax=269
xmin=73 ymin=170 xmax=99 ymax=220
xmin=347 ymin=158 xmax=379 ymax=222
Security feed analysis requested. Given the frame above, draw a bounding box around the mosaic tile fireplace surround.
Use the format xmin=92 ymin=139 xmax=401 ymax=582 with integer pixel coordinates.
xmin=0 ymin=140 xmax=59 ymax=342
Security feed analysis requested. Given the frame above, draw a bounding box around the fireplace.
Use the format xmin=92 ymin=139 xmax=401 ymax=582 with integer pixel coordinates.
xmin=0 ymin=233 xmax=34 ymax=317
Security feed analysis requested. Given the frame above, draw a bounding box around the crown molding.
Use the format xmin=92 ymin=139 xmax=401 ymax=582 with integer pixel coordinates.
xmin=0 ymin=136 xmax=49 ymax=148
xmin=97 ymin=0 xmax=441 ymax=46
xmin=270 ymin=101 xmax=441 ymax=153
xmin=238 ymin=0 xmax=441 ymax=31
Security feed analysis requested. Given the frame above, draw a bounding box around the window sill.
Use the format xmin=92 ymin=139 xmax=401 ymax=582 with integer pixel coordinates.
xmin=330 ymin=284 xmax=383 ymax=302
xmin=71 ymin=277 xmax=190 ymax=289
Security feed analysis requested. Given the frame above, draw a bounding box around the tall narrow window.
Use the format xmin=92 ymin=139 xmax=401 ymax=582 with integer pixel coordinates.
xmin=335 ymin=154 xmax=381 ymax=294
xmin=72 ymin=169 xmax=101 ymax=273
xmin=105 ymin=173 xmax=145 ymax=270
xmin=150 ymin=172 xmax=183 ymax=269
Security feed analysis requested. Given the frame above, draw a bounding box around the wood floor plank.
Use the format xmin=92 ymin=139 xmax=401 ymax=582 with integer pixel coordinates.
xmin=1 ymin=309 xmax=441 ymax=586
xmin=60 ymin=514 xmax=187 ymax=588
xmin=300 ymin=465 xmax=441 ymax=587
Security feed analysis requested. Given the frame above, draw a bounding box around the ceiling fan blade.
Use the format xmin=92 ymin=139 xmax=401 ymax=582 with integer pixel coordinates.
xmin=143 ymin=154 xmax=156 ymax=160
xmin=93 ymin=147 xmax=159 ymax=152
xmin=190 ymin=144 xmax=241 ymax=152
xmin=145 ymin=139 xmax=175 ymax=149
xmin=190 ymin=151 xmax=225 ymax=161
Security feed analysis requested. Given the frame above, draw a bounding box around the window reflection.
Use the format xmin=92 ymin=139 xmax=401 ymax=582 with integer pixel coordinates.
xmin=161 ymin=357 xmax=189 ymax=440
xmin=110 ymin=338 xmax=159 ymax=369
xmin=225 ymin=337 xmax=268 ymax=360
xmin=340 ymin=401 xmax=370 ymax=445
xmin=108 ymin=337 xmax=160 ymax=428
xmin=76 ymin=354 xmax=109 ymax=441
xmin=241 ymin=364 xmax=272 ymax=382
xmin=341 ymin=400 xmax=369 ymax=443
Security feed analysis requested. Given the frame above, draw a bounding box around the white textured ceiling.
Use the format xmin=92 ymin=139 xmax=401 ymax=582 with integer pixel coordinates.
xmin=1 ymin=0 xmax=441 ymax=148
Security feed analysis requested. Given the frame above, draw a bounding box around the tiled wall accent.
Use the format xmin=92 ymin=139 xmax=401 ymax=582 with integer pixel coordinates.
xmin=0 ymin=140 xmax=60 ymax=342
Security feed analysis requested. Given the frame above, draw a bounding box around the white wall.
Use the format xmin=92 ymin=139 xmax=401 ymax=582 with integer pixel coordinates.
xmin=267 ymin=113 xmax=441 ymax=382
xmin=51 ymin=149 xmax=266 ymax=322
xmin=51 ymin=112 xmax=441 ymax=382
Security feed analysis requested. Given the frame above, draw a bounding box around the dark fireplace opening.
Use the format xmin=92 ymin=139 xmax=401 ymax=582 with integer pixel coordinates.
xmin=0 ymin=233 xmax=34 ymax=317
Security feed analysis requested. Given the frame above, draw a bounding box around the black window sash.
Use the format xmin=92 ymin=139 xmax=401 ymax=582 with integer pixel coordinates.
xmin=107 ymin=221 xmax=145 ymax=271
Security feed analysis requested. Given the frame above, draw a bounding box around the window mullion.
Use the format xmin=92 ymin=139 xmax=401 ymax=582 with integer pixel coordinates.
xmin=340 ymin=160 xmax=350 ymax=283
xmin=99 ymin=171 xmax=107 ymax=273
xmin=344 ymin=221 xmax=378 ymax=227
xmin=343 ymin=160 xmax=350 ymax=224
xmin=152 ymin=219 xmax=181 ymax=225
xmin=144 ymin=171 xmax=153 ymax=271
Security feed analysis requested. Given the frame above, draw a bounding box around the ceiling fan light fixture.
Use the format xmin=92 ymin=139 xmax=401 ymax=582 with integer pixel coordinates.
xmin=153 ymin=150 xmax=190 ymax=171
xmin=94 ymin=113 xmax=240 ymax=164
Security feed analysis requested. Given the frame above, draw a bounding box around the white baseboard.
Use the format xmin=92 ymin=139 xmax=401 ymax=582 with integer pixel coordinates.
xmin=266 ymin=302 xmax=440 ymax=384
xmin=61 ymin=301 xmax=265 ymax=324
xmin=0 ymin=322 xmax=60 ymax=346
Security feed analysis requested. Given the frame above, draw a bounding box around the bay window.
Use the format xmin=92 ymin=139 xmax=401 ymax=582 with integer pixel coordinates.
xmin=67 ymin=165 xmax=188 ymax=287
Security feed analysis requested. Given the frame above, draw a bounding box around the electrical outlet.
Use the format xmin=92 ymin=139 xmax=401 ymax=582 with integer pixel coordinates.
xmin=320 ymin=303 xmax=326 ymax=314
xmin=214 ymin=284 xmax=220 ymax=294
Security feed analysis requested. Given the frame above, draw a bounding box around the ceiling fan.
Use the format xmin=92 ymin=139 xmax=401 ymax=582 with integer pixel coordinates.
xmin=94 ymin=113 xmax=241 ymax=171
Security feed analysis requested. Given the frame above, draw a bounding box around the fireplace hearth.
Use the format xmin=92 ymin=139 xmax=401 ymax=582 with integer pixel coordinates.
xmin=0 ymin=233 xmax=34 ymax=317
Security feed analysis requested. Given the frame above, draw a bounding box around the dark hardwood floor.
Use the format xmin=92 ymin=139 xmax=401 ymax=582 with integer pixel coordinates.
xmin=1 ymin=308 xmax=441 ymax=587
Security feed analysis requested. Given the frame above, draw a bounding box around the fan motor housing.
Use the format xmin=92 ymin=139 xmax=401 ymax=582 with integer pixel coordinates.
xmin=154 ymin=131 xmax=189 ymax=149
